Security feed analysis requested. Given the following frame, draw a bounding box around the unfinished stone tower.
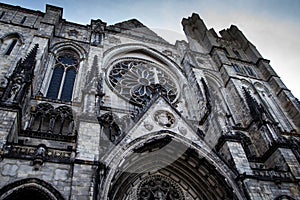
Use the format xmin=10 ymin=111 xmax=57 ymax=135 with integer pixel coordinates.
xmin=0 ymin=3 xmax=299 ymax=200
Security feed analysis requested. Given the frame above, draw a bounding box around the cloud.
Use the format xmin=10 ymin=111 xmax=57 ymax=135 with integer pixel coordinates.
xmin=2 ymin=0 xmax=299 ymax=99
xmin=166 ymin=8 xmax=300 ymax=99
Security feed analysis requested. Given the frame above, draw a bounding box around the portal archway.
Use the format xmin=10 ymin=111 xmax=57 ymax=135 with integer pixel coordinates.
xmin=0 ymin=178 xmax=64 ymax=200
xmin=100 ymin=131 xmax=245 ymax=199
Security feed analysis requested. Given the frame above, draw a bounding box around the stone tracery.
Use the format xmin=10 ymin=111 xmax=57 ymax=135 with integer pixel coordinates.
xmin=108 ymin=59 xmax=179 ymax=107
xmin=137 ymin=175 xmax=184 ymax=200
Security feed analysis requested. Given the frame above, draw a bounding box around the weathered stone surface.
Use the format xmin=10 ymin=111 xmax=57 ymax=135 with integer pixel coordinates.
xmin=0 ymin=3 xmax=299 ymax=200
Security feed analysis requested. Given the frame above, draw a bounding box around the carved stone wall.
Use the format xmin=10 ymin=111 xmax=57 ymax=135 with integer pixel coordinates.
xmin=0 ymin=3 xmax=299 ymax=200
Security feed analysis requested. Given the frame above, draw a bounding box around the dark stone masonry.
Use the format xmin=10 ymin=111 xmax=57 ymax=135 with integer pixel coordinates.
xmin=0 ymin=2 xmax=299 ymax=199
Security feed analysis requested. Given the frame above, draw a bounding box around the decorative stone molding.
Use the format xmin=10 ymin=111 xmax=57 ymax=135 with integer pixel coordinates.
xmin=136 ymin=175 xmax=184 ymax=200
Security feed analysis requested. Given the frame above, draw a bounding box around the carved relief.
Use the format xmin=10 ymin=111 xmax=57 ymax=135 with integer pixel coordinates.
xmin=143 ymin=120 xmax=154 ymax=131
xmin=24 ymin=103 xmax=76 ymax=142
xmin=154 ymin=110 xmax=175 ymax=128
xmin=98 ymin=112 xmax=122 ymax=143
xmin=137 ymin=175 xmax=184 ymax=200
xmin=1 ymin=44 xmax=38 ymax=105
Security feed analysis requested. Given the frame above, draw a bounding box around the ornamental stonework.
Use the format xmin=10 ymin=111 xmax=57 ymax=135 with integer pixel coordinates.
xmin=137 ymin=175 xmax=184 ymax=200
xmin=153 ymin=110 xmax=176 ymax=128
xmin=108 ymin=58 xmax=179 ymax=106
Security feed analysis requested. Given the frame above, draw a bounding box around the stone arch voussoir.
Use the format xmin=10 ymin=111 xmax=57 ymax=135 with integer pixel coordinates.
xmin=100 ymin=130 xmax=246 ymax=200
xmin=0 ymin=178 xmax=65 ymax=200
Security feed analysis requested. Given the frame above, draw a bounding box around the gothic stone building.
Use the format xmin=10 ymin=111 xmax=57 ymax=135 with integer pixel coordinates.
xmin=0 ymin=3 xmax=299 ymax=200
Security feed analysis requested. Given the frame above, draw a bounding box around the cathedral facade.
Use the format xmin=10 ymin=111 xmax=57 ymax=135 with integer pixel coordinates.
xmin=0 ymin=3 xmax=299 ymax=200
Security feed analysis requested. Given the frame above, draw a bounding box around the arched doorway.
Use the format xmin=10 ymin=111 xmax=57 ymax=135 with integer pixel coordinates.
xmin=0 ymin=178 xmax=64 ymax=200
xmin=100 ymin=132 xmax=245 ymax=200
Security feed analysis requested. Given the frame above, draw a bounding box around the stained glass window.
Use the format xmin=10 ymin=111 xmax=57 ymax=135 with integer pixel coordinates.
xmin=46 ymin=53 xmax=78 ymax=101
xmin=108 ymin=59 xmax=179 ymax=107
xmin=46 ymin=66 xmax=64 ymax=99
xmin=61 ymin=68 xmax=76 ymax=101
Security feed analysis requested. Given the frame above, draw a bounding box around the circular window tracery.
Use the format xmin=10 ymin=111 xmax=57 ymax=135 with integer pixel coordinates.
xmin=108 ymin=59 xmax=179 ymax=107
xmin=56 ymin=53 xmax=79 ymax=68
xmin=137 ymin=175 xmax=184 ymax=200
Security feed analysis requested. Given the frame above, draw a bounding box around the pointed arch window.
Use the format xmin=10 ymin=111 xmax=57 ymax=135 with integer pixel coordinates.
xmin=46 ymin=66 xmax=64 ymax=99
xmin=61 ymin=68 xmax=76 ymax=101
xmin=1 ymin=34 xmax=22 ymax=56
xmin=46 ymin=53 xmax=79 ymax=101
xmin=5 ymin=39 xmax=17 ymax=55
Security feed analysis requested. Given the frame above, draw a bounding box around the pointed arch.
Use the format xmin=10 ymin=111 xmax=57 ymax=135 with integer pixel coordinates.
xmin=253 ymin=81 xmax=294 ymax=131
xmin=102 ymin=44 xmax=186 ymax=112
xmin=100 ymin=131 xmax=246 ymax=200
xmin=42 ymin=41 xmax=88 ymax=102
xmin=0 ymin=32 xmax=24 ymax=56
xmin=24 ymin=103 xmax=76 ymax=142
xmin=274 ymin=195 xmax=296 ymax=200
xmin=49 ymin=41 xmax=87 ymax=60
xmin=0 ymin=178 xmax=65 ymax=200
xmin=103 ymin=43 xmax=183 ymax=74
xmin=0 ymin=32 xmax=24 ymax=44
xmin=46 ymin=45 xmax=81 ymax=101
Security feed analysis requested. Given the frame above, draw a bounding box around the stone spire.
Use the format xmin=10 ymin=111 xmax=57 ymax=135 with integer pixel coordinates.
xmin=242 ymin=87 xmax=263 ymax=123
xmin=1 ymin=44 xmax=39 ymax=105
xmin=20 ymin=43 xmax=39 ymax=82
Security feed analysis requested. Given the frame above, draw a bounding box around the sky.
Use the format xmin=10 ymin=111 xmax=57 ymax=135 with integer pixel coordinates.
xmin=2 ymin=0 xmax=300 ymax=99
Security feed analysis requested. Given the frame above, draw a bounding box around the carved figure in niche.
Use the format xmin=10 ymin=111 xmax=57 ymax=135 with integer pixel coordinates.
xmin=1 ymin=44 xmax=38 ymax=104
xmin=99 ymin=113 xmax=122 ymax=143
xmin=7 ymin=83 xmax=21 ymax=102
xmin=96 ymin=74 xmax=105 ymax=98
xmin=91 ymin=21 xmax=105 ymax=46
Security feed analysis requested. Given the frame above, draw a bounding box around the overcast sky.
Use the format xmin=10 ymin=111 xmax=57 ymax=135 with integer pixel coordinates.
xmin=2 ymin=0 xmax=300 ymax=99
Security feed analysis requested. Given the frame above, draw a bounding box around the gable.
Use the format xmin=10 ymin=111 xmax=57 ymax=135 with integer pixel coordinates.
xmin=108 ymin=19 xmax=169 ymax=44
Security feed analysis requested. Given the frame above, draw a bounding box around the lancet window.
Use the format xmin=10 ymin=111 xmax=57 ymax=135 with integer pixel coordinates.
xmin=46 ymin=51 xmax=79 ymax=102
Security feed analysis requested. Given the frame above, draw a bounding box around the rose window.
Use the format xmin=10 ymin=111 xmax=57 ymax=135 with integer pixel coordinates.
xmin=108 ymin=59 xmax=179 ymax=107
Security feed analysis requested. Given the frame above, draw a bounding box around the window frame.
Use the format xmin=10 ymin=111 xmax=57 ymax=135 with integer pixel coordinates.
xmin=46 ymin=52 xmax=79 ymax=102
xmin=0 ymin=34 xmax=22 ymax=56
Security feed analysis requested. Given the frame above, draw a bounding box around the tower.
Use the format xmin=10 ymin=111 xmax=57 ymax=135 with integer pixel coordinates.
xmin=0 ymin=3 xmax=299 ymax=200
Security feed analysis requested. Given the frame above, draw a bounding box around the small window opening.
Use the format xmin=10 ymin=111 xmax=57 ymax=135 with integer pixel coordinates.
xmin=233 ymin=64 xmax=246 ymax=74
xmin=233 ymin=49 xmax=242 ymax=59
xmin=245 ymin=66 xmax=256 ymax=77
xmin=0 ymin=11 xmax=5 ymax=19
xmin=224 ymin=48 xmax=230 ymax=57
xmin=5 ymin=39 xmax=17 ymax=55
xmin=20 ymin=16 xmax=27 ymax=24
